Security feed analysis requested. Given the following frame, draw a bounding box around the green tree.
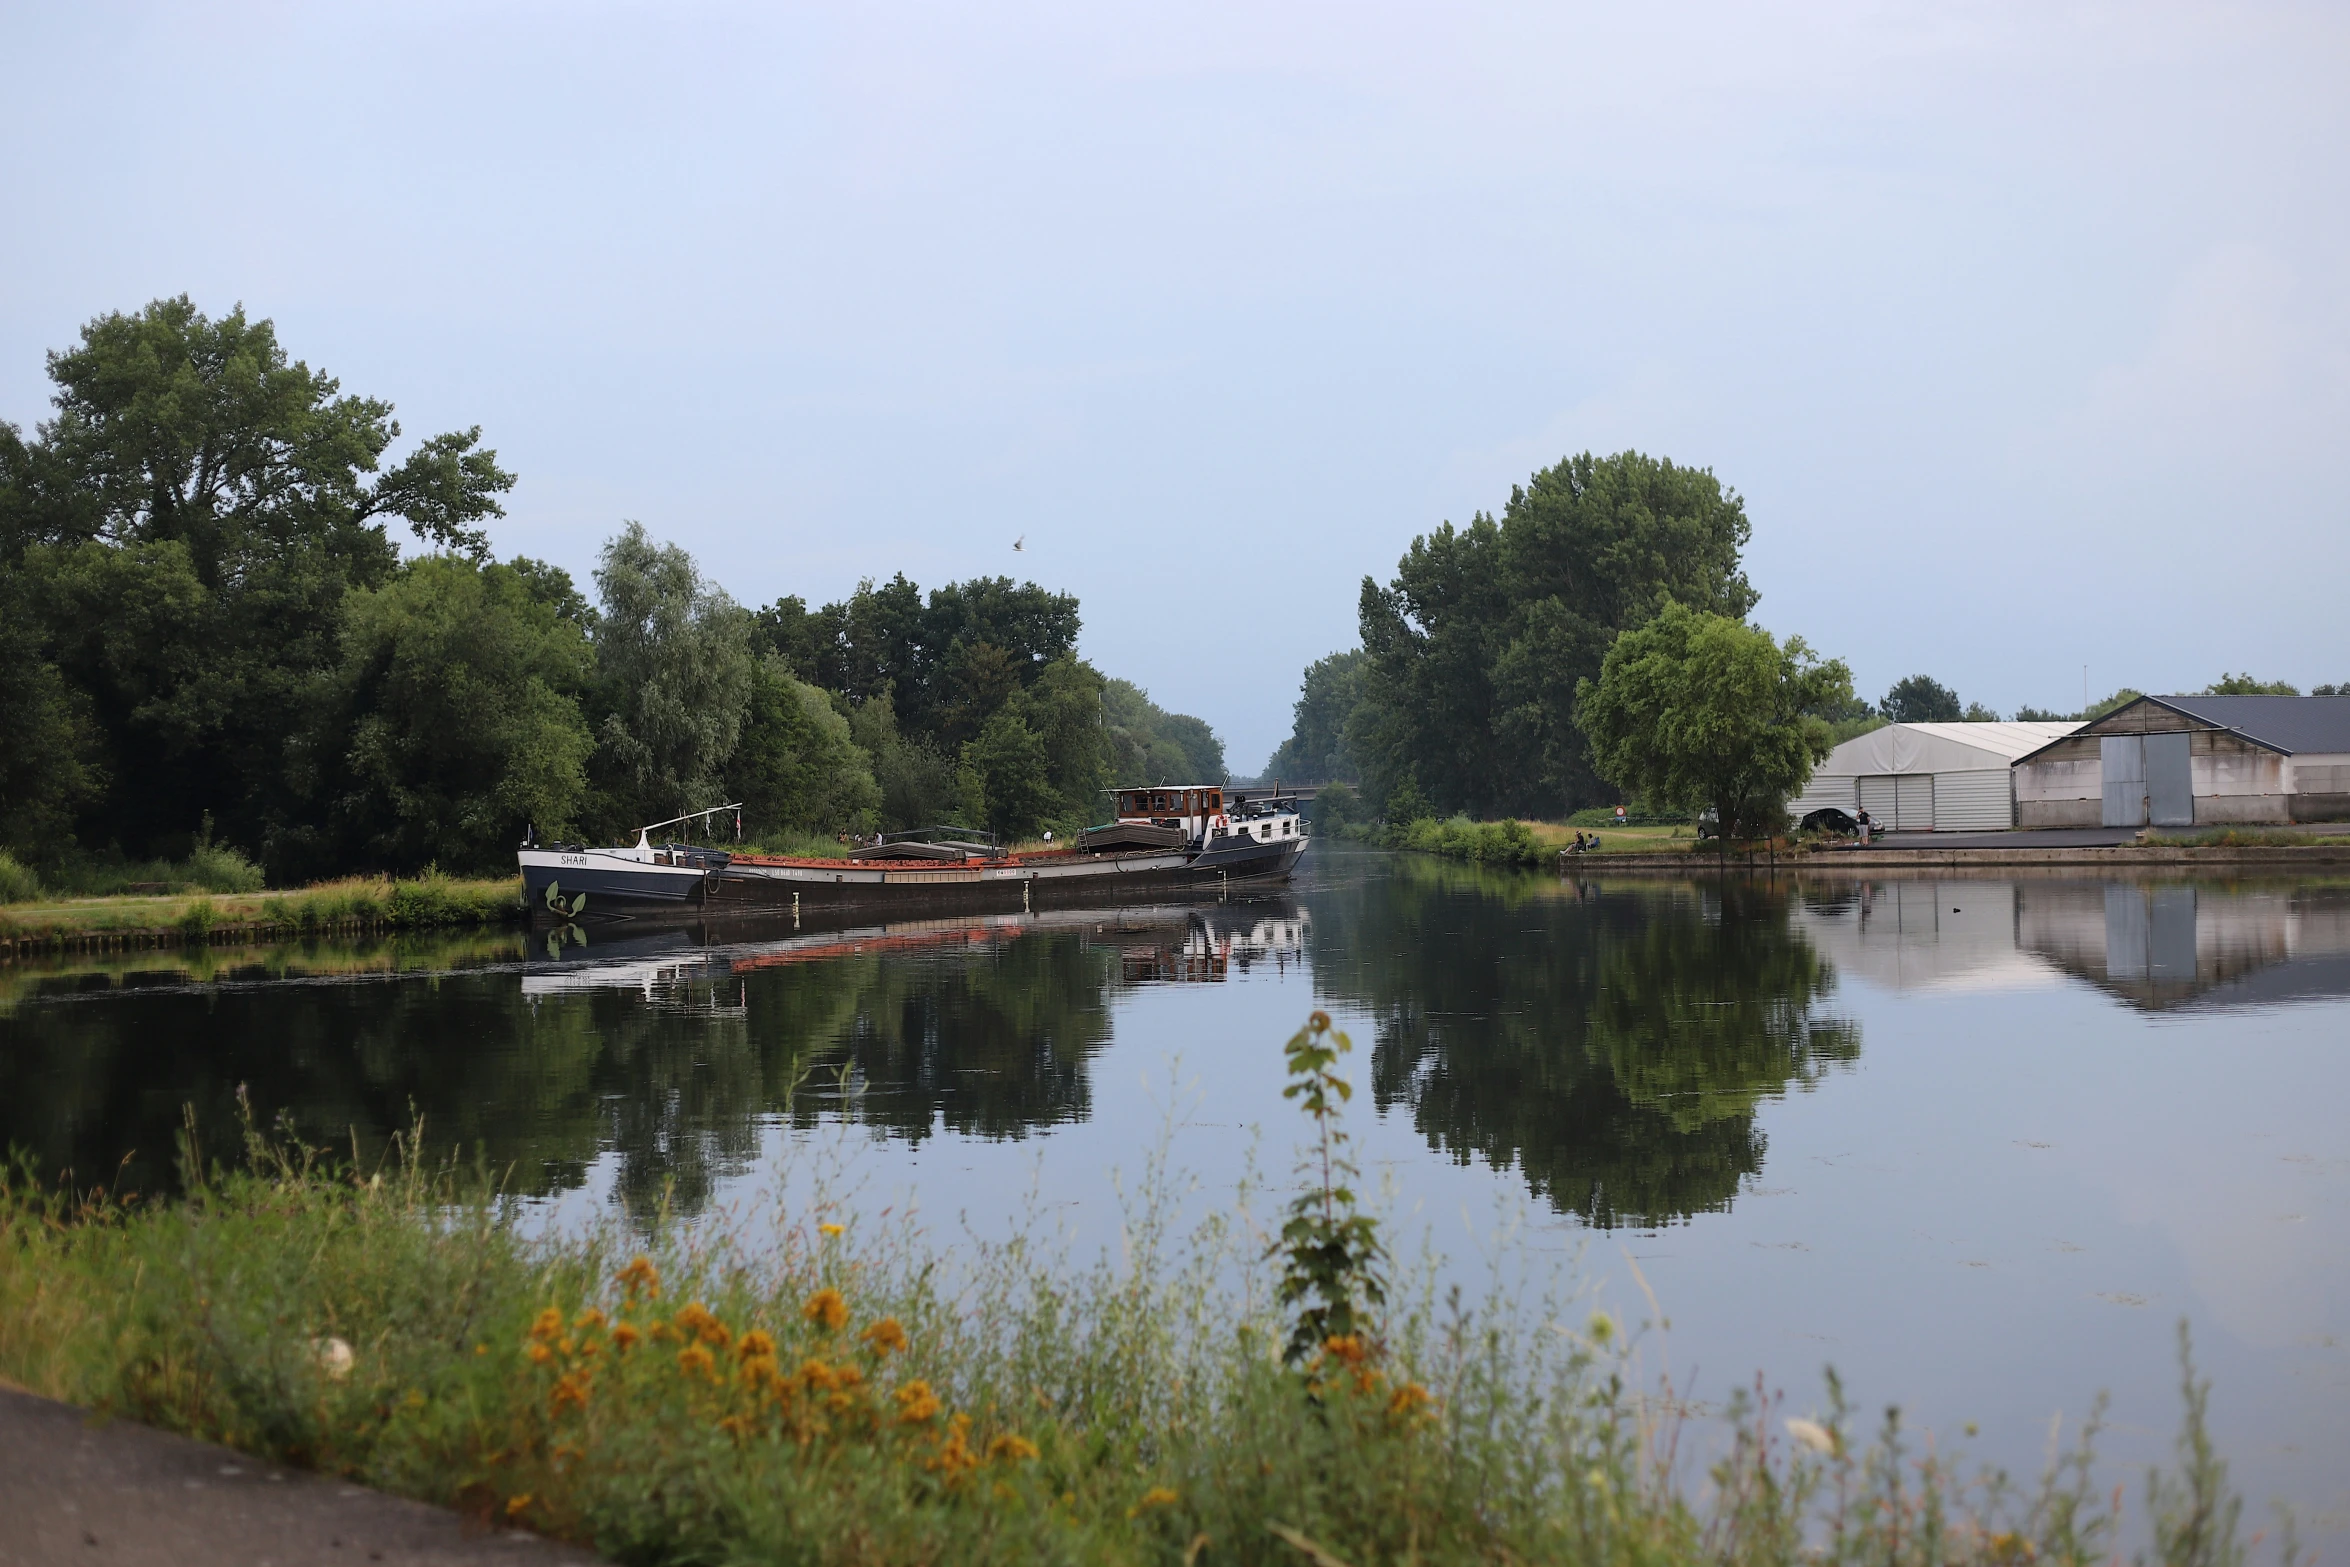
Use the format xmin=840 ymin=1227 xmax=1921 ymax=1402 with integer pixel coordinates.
xmin=0 ymin=565 xmax=102 ymax=856
xmin=1880 ymin=674 xmax=1962 ymax=722
xmin=325 ymin=555 xmax=595 ymax=872
xmin=2204 ymin=673 xmax=2299 ymax=696
xmin=0 ymin=297 xmax=513 ymax=866
xmin=1354 ymin=451 xmax=1756 ymax=817
xmin=728 ymin=659 xmax=881 ymax=838
xmin=959 ymin=709 xmax=1057 ymax=840
xmin=1103 ymin=679 xmax=1224 ymax=784
xmin=1018 ymin=656 xmax=1112 ymax=821
xmin=587 ymin=524 xmax=754 ymax=834
xmin=848 ymin=689 xmax=957 ymax=831
xmin=1575 ymin=602 xmax=1852 ymax=840
xmin=1264 ymin=649 xmax=1364 ymax=783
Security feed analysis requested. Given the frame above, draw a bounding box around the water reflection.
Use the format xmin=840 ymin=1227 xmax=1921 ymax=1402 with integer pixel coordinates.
xmin=0 ymin=903 xmax=1306 ymax=1211
xmin=1313 ymin=857 xmax=1861 ymax=1229
xmin=1793 ymin=876 xmax=2350 ymax=1010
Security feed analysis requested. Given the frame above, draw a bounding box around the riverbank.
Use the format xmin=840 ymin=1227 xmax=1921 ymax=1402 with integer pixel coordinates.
xmin=1562 ymin=843 xmax=2350 ymax=873
xmin=0 ymin=1092 xmax=2259 ymax=1567
xmin=0 ymin=874 xmax=522 ymax=958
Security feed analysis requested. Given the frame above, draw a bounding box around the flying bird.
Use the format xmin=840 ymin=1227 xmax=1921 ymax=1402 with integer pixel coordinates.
xmin=1013 ymin=535 xmax=1025 ymax=552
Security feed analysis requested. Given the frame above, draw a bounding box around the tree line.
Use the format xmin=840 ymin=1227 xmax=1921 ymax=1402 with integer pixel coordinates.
xmin=1264 ymin=450 xmax=1850 ymax=838
xmin=1267 ymin=449 xmax=2346 ymax=841
xmin=0 ymin=298 xmax=1220 ymax=882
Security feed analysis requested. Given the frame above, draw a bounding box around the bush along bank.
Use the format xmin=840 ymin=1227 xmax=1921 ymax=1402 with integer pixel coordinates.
xmin=1378 ymin=814 xmax=1552 ymax=867
xmin=0 ymin=873 xmax=523 ymax=957
xmin=0 ymin=1015 xmax=2294 ymax=1567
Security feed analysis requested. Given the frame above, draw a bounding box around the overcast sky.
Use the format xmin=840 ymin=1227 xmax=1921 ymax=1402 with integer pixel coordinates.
xmin=4 ymin=1 xmax=2344 ymax=770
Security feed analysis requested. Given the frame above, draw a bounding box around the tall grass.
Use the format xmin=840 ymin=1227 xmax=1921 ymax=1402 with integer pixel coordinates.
xmin=18 ymin=841 xmax=268 ymax=899
xmin=0 ymin=1040 xmax=2299 ymax=1567
xmin=0 ymin=850 xmax=41 ymax=904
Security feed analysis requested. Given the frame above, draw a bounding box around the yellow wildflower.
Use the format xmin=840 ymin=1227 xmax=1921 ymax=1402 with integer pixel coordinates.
xmin=819 ymin=1222 xmax=845 ymax=1238
xmin=616 ymin=1256 xmax=661 ymax=1298
xmin=1322 ymin=1334 xmax=1368 ymax=1366
xmin=987 ymin=1432 xmax=1040 ymax=1463
xmin=803 ymin=1288 xmax=849 ymax=1333
xmin=505 ymin=1494 xmax=533 ymax=1519
xmin=572 ymin=1308 xmax=606 ymax=1334
xmin=526 ymin=1343 xmax=554 ymax=1367
xmin=860 ymin=1317 xmax=909 ymax=1356
xmin=678 ymin=1344 xmax=718 ymax=1381
xmin=529 ymin=1307 xmax=563 ymax=1342
xmin=895 ymin=1379 xmax=942 ymax=1424
xmin=675 ymin=1303 xmax=731 ymax=1349
xmin=736 ymin=1328 xmax=776 ymax=1361
xmin=611 ymin=1323 xmax=642 ymax=1352
xmin=1128 ymin=1486 xmax=1179 ymax=1517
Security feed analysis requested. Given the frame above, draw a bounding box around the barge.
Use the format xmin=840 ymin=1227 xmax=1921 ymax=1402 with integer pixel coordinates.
xmin=519 ymin=785 xmax=1307 ymax=924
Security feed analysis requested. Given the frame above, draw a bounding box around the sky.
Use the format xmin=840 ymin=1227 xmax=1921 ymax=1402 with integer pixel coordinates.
xmin=3 ymin=1 xmax=2345 ymax=772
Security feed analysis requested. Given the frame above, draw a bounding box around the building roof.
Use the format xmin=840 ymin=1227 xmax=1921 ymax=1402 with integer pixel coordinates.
xmin=2141 ymin=695 xmax=2350 ymax=755
xmin=1814 ymin=720 xmax=2082 ymax=777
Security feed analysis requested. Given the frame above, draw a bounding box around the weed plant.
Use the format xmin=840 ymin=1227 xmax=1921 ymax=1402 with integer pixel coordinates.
xmin=0 ymin=1021 xmax=2301 ymax=1567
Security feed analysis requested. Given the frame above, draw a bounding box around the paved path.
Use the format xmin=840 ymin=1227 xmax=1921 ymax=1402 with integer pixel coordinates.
xmin=1864 ymin=828 xmax=2141 ymax=850
xmin=0 ymin=1386 xmax=602 ymax=1567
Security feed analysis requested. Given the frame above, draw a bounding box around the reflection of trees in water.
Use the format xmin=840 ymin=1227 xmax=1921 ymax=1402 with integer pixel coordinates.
xmin=1313 ymin=860 xmax=1858 ymax=1227
xmin=0 ymin=924 xmax=1133 ymax=1215
xmin=0 ymin=969 xmax=609 ymax=1202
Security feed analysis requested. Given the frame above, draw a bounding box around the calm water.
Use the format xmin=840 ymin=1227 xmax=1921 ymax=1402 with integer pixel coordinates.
xmin=5 ymin=845 xmax=2346 ymax=1533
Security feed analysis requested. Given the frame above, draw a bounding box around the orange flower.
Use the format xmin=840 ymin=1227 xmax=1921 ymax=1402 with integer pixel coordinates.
xmin=611 ymin=1323 xmax=642 ymax=1352
xmin=505 ymin=1494 xmax=534 ymax=1520
xmin=736 ymin=1328 xmax=776 ymax=1361
xmin=526 ymin=1343 xmax=554 ymax=1366
xmin=1387 ymin=1381 xmax=1434 ymax=1418
xmin=572 ymin=1308 xmax=607 ymax=1334
xmin=674 ymin=1303 xmax=731 ymax=1349
xmin=529 ymin=1307 xmax=563 ymax=1343
xmin=925 ymin=1413 xmax=979 ymax=1479
xmin=987 ymin=1432 xmax=1040 ymax=1463
xmin=549 ymin=1370 xmax=592 ymax=1413
xmin=859 ymin=1317 xmax=909 ymax=1356
xmin=802 ymin=1288 xmax=849 ymax=1333
xmin=678 ymin=1344 xmax=717 ymax=1381
xmin=616 ymin=1256 xmax=661 ymax=1298
xmin=895 ymin=1379 xmax=942 ymax=1424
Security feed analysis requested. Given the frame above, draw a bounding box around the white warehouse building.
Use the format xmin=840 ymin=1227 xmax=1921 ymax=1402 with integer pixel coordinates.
xmin=1787 ymin=721 xmax=2083 ymax=833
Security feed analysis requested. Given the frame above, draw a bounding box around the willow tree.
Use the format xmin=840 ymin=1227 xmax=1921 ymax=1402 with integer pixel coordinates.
xmin=1575 ymin=602 xmax=1850 ymax=841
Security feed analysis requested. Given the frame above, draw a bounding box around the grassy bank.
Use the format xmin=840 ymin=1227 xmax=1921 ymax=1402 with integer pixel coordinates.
xmin=0 ymin=1035 xmax=2283 ymax=1567
xmin=1368 ymin=816 xmax=1700 ymax=867
xmin=0 ymin=873 xmax=522 ymax=956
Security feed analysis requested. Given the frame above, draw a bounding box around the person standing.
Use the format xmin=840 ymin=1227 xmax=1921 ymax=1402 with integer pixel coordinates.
xmin=1856 ymin=806 xmax=1873 ymax=846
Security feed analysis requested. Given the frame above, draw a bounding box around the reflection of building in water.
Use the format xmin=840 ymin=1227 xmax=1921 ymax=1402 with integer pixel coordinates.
xmin=1116 ymin=907 xmax=1309 ymax=984
xmin=1795 ymin=876 xmax=2350 ymax=1011
xmin=1794 ymin=881 xmax=2062 ymax=993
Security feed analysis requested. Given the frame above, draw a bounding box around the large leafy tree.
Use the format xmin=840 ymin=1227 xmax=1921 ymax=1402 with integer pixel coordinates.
xmin=727 ymin=659 xmax=881 ymax=838
xmin=318 ymin=555 xmax=596 ymax=874
xmin=0 ymin=296 xmax=512 ymax=864
xmin=1575 ymin=602 xmax=1851 ymax=840
xmin=1879 ymin=674 xmax=1962 ymax=723
xmin=588 ymin=524 xmax=755 ymax=835
xmin=1353 ymin=451 xmax=1756 ymax=818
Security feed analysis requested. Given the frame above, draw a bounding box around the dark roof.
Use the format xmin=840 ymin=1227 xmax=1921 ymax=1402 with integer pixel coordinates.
xmin=2011 ymin=695 xmax=2350 ymax=763
xmin=2147 ymin=695 xmax=2350 ymax=755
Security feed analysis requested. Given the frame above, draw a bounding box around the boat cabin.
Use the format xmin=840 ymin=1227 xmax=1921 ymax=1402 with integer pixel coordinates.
xmin=1109 ymin=785 xmax=1304 ymax=847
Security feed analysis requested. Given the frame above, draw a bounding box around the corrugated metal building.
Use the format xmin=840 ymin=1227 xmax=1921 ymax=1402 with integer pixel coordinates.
xmin=1788 ymin=721 xmax=2083 ymax=832
xmin=2013 ymin=695 xmax=2350 ymax=828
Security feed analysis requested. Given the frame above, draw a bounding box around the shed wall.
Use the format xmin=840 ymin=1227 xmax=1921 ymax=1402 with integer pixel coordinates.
xmin=1930 ymin=769 xmax=2014 ymax=831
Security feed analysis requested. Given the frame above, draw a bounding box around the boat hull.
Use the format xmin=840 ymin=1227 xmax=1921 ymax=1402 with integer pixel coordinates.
xmin=521 ymin=837 xmax=1307 ymax=924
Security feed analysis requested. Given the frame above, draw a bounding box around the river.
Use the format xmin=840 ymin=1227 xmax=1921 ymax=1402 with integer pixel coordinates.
xmin=4 ymin=843 xmax=2345 ymax=1535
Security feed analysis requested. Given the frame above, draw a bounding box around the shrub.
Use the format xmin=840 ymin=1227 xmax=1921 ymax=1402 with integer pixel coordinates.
xmin=0 ymin=851 xmax=42 ymax=904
